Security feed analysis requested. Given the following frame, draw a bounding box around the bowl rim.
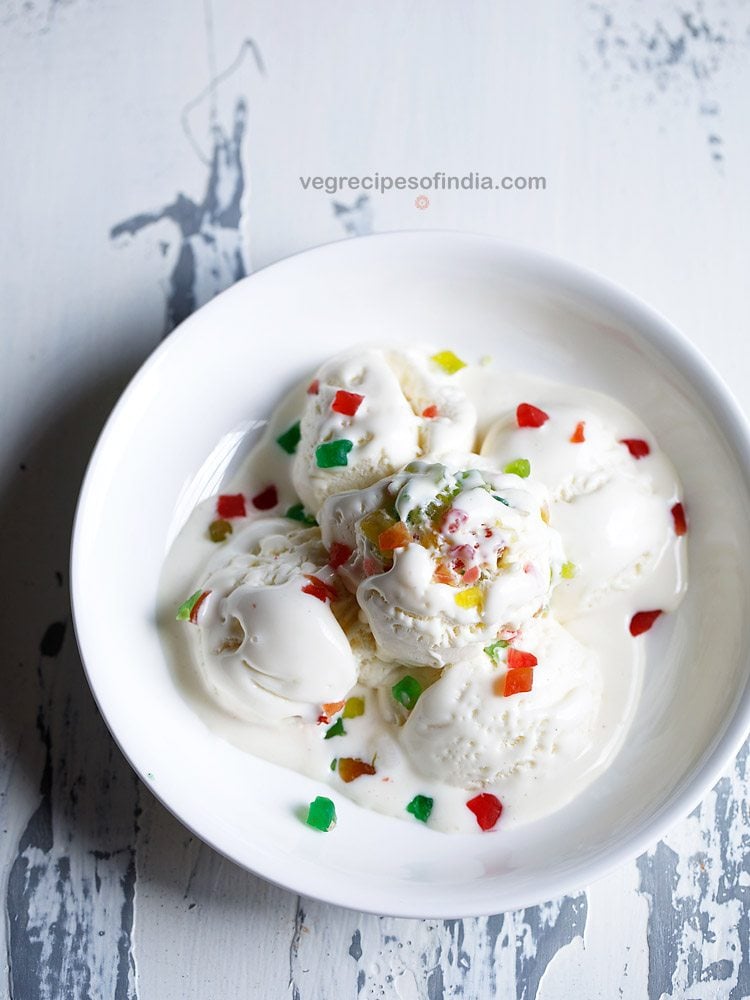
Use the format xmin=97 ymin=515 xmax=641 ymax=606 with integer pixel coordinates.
xmin=71 ymin=230 xmax=750 ymax=917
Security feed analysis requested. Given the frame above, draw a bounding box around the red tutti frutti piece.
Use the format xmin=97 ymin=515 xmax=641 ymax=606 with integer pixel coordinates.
xmin=328 ymin=541 xmax=353 ymax=569
xmin=671 ymin=502 xmax=688 ymax=536
xmin=422 ymin=404 xmax=439 ymax=419
xmin=462 ymin=565 xmax=480 ymax=585
xmin=217 ymin=493 xmax=246 ymax=519
xmin=441 ymin=508 xmax=469 ymax=534
xmin=466 ymin=793 xmax=503 ymax=831
xmin=251 ymin=485 xmax=278 ymax=510
xmin=189 ymin=590 xmax=211 ymax=624
xmin=629 ymin=610 xmax=663 ymax=637
xmin=502 ymin=666 xmax=534 ymax=697
xmin=516 ymin=403 xmax=550 ymax=428
xmin=301 ymin=575 xmax=338 ymax=603
xmin=506 ymin=647 xmax=538 ymax=670
xmin=620 ymin=438 xmax=650 ymax=459
xmin=307 ymin=379 xmax=319 ymax=395
xmin=363 ymin=556 xmax=382 ymax=577
xmin=570 ymin=421 xmax=586 ymax=444
xmin=331 ymin=390 xmax=365 ymax=417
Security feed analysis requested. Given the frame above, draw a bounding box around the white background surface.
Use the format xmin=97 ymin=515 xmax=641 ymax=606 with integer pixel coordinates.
xmin=1 ymin=1 xmax=749 ymax=997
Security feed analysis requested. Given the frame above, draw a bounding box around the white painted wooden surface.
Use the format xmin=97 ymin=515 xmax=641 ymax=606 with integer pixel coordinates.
xmin=1 ymin=1 xmax=749 ymax=996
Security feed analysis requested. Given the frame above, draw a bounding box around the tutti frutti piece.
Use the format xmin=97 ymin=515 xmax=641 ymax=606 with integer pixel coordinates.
xmin=671 ymin=502 xmax=688 ymax=536
xmin=570 ymin=421 xmax=586 ymax=443
xmin=328 ymin=541 xmax=353 ymax=569
xmin=252 ymin=485 xmax=278 ymax=510
xmin=629 ymin=609 xmax=662 ymax=636
xmin=620 ymin=438 xmax=650 ymax=459
xmin=208 ymin=518 xmax=232 ymax=542
xmin=504 ymin=458 xmax=531 ymax=478
xmin=301 ymin=575 xmax=337 ymax=603
xmin=516 ymin=402 xmax=549 ymax=428
xmin=306 ymin=796 xmax=336 ymax=832
xmin=216 ymin=493 xmax=246 ymax=519
xmin=276 ymin=421 xmax=301 ymax=455
xmin=392 ymin=675 xmax=422 ymax=711
xmin=406 ymin=794 xmax=434 ymax=823
xmin=315 ymin=439 xmax=354 ymax=468
xmin=286 ymin=502 xmax=317 ymax=526
xmin=331 ymin=390 xmax=364 ymax=417
xmin=324 ymin=717 xmax=346 ymax=740
xmin=337 ymin=758 xmax=376 ymax=783
xmin=431 ymin=350 xmax=466 ymax=375
xmin=176 ymin=590 xmax=210 ymax=624
xmin=466 ymin=793 xmax=503 ymax=831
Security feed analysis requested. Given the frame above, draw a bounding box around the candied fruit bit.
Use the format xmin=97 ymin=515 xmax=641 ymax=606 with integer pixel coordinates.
xmin=217 ymin=493 xmax=246 ymax=519
xmin=378 ymin=521 xmax=412 ymax=551
xmin=392 ymin=675 xmax=422 ymax=711
xmin=422 ymin=404 xmax=439 ymax=419
xmin=483 ymin=639 xmax=509 ymax=663
xmin=570 ymin=421 xmax=586 ymax=444
xmin=466 ymin=792 xmax=503 ymax=831
xmin=316 ymin=439 xmax=354 ymax=468
xmin=454 ymin=586 xmax=484 ymax=610
xmin=431 ymin=350 xmax=466 ymax=375
xmin=208 ymin=519 xmax=232 ymax=543
xmin=307 ymin=379 xmax=320 ymax=395
xmin=504 ymin=458 xmax=531 ymax=478
xmin=363 ymin=556 xmax=383 ymax=577
xmin=497 ymin=666 xmax=534 ymax=697
xmin=462 ymin=565 xmax=480 ymax=585
xmin=561 ymin=561 xmax=577 ymax=579
xmin=286 ymin=503 xmax=317 ymax=526
xmin=331 ymin=389 xmax=365 ymax=416
xmin=338 ymin=757 xmax=376 ymax=782
xmin=322 ymin=700 xmax=345 ymax=717
xmin=330 ymin=759 xmax=337 ymax=771
xmin=629 ymin=609 xmax=662 ymax=637
xmin=493 ymin=495 xmax=511 ymax=506
xmin=671 ymin=502 xmax=688 ymax=536
xmin=406 ymin=794 xmax=434 ymax=823
xmin=305 ymin=795 xmax=336 ymax=831
xmin=276 ymin=421 xmax=302 ymax=455
xmin=360 ymin=509 xmax=396 ymax=546
xmin=302 ymin=575 xmax=338 ymax=603
xmin=516 ymin=403 xmax=549 ymax=428
xmin=620 ymin=438 xmax=650 ymax=459
xmin=342 ymin=696 xmax=365 ymax=719
xmin=252 ymin=485 xmax=278 ymax=511
xmin=507 ymin=647 xmax=538 ymax=670
xmin=433 ymin=563 xmax=454 ymax=585
xmin=176 ymin=590 xmax=207 ymax=622
xmin=324 ymin=718 xmax=346 ymax=740
xmin=329 ymin=541 xmax=353 ymax=569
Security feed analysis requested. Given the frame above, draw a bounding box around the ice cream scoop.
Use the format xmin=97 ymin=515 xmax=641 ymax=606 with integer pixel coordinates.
xmin=292 ymin=347 xmax=477 ymax=514
xmin=320 ymin=459 xmax=565 ymax=667
xmin=399 ymin=616 xmax=601 ymax=788
xmin=193 ymin=519 xmax=357 ymax=723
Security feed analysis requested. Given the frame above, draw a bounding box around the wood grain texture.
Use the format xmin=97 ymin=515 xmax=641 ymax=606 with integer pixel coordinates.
xmin=1 ymin=0 xmax=749 ymax=997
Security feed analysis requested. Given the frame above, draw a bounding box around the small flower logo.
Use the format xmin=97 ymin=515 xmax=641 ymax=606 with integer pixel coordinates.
xmin=415 ymin=194 xmax=430 ymax=210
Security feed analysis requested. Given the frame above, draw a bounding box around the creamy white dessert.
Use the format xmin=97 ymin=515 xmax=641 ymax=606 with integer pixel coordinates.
xmin=160 ymin=346 xmax=688 ymax=834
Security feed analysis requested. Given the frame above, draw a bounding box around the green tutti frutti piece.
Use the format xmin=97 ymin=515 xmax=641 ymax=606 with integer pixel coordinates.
xmin=306 ymin=795 xmax=336 ymax=832
xmin=483 ymin=639 xmax=509 ymax=663
xmin=324 ymin=717 xmax=346 ymax=740
xmin=285 ymin=502 xmax=318 ymax=526
xmin=330 ymin=759 xmax=337 ymax=771
xmin=561 ymin=561 xmax=577 ymax=579
xmin=493 ymin=495 xmax=511 ymax=507
xmin=342 ymin=696 xmax=365 ymax=719
xmin=276 ymin=421 xmax=302 ymax=455
xmin=406 ymin=794 xmax=434 ymax=823
xmin=504 ymin=458 xmax=531 ymax=479
xmin=176 ymin=590 xmax=203 ymax=621
xmin=392 ymin=675 xmax=423 ymax=711
xmin=208 ymin=518 xmax=233 ymax=543
xmin=431 ymin=350 xmax=467 ymax=375
xmin=315 ymin=439 xmax=354 ymax=468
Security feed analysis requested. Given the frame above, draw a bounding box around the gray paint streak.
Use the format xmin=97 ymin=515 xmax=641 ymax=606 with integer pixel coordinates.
xmin=516 ymin=895 xmax=588 ymax=1000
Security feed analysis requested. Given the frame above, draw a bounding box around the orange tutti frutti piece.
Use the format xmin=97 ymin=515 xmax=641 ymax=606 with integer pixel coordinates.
xmin=322 ymin=701 xmax=345 ymax=717
xmin=338 ymin=758 xmax=377 ymax=783
xmin=378 ymin=521 xmax=412 ymax=551
xmin=494 ymin=667 xmax=534 ymax=697
xmin=570 ymin=421 xmax=586 ymax=443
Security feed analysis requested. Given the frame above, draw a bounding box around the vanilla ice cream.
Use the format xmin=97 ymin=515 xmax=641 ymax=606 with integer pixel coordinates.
xmin=191 ymin=519 xmax=357 ymax=723
xmin=292 ymin=347 xmax=477 ymax=514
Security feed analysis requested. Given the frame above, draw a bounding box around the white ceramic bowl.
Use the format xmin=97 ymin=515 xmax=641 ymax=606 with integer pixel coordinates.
xmin=72 ymin=232 xmax=750 ymax=918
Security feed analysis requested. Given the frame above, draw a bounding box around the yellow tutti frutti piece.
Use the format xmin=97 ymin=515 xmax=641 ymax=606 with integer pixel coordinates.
xmin=431 ymin=350 xmax=467 ymax=375
xmin=561 ymin=561 xmax=577 ymax=579
xmin=343 ymin=697 xmax=365 ymax=719
xmin=454 ymin=586 xmax=484 ymax=610
xmin=360 ymin=509 xmax=396 ymax=546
